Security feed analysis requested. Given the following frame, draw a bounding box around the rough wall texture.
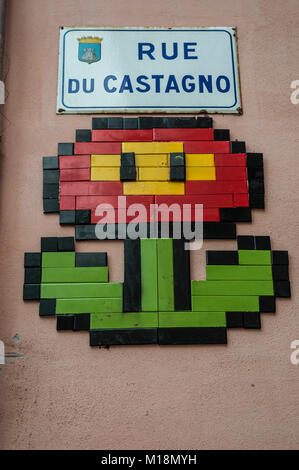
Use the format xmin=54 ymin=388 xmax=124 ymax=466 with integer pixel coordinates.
xmin=0 ymin=0 xmax=298 ymax=450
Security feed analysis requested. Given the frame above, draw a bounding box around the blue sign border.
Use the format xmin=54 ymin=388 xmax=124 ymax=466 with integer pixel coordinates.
xmin=60 ymin=28 xmax=238 ymax=110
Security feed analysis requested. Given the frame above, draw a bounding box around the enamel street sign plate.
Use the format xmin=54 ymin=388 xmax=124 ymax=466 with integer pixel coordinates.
xmin=57 ymin=27 xmax=241 ymax=114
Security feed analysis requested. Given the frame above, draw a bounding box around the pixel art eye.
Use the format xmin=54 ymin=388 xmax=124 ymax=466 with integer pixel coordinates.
xmin=24 ymin=116 xmax=290 ymax=347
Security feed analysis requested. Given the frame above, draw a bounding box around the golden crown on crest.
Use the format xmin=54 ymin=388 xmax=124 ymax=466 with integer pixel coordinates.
xmin=77 ymin=36 xmax=103 ymax=44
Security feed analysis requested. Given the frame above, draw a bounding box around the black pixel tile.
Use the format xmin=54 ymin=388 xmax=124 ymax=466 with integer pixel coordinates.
xmin=219 ymin=207 xmax=252 ymax=222
xmin=121 ymin=152 xmax=135 ymax=166
xmin=108 ymin=117 xmax=123 ymax=129
xmin=247 ymin=168 xmax=264 ymax=179
xmin=75 ymin=252 xmax=107 ymax=267
xmin=120 ymin=166 xmax=136 ymax=181
xmin=249 ymin=194 xmax=265 ymax=209
xmin=272 ymin=265 xmax=289 ymax=281
xmin=92 ymin=117 xmax=108 ymax=129
xmin=138 ymin=116 xmax=166 ymax=129
xmin=170 ymin=116 xmax=212 ymax=128
xmin=214 ymin=129 xmax=230 ymax=141
xmin=94 ymin=223 xmax=127 ymax=240
xmin=43 ymin=170 xmax=59 ymax=184
xmin=271 ymin=251 xmax=289 ymax=265
xmin=58 ymin=143 xmax=74 ymax=156
xmin=75 ymin=225 xmax=98 ymax=240
xmin=246 ymin=153 xmax=264 ymax=168
xmin=226 ymin=312 xmax=244 ymax=328
xmin=73 ymin=314 xmax=90 ymax=331
xmin=58 ymin=237 xmax=75 ymax=252
xmin=43 ymin=183 xmax=59 ymax=199
xmin=259 ymin=296 xmax=276 ymax=313
xmin=170 ymin=166 xmax=185 ymax=181
xmin=75 ymin=210 xmax=91 ymax=225
xmin=60 ymin=210 xmax=76 ymax=225
xmin=248 ymin=179 xmax=264 ymax=194
xmin=158 ymin=327 xmax=227 ymax=345
xmin=41 ymin=237 xmax=58 ymax=252
xmin=164 ymin=117 xmax=198 ymax=128
xmin=137 ymin=116 xmax=214 ymax=129
xmin=113 ymin=223 xmax=131 ymax=239
xmin=137 ymin=116 xmax=213 ymax=129
xmin=173 ymin=239 xmax=191 ymax=311
xmin=170 ymin=152 xmax=185 ymax=167
xmin=274 ymin=281 xmax=291 ymax=298
xmin=150 ymin=117 xmax=167 ymax=128
xmin=23 ymin=284 xmax=40 ymax=300
xmin=254 ymin=236 xmax=271 ymax=250
xmin=39 ymin=299 xmax=56 ymax=316
xmin=43 ymin=156 xmax=59 ymax=170
xmin=76 ymin=129 xmax=91 ymax=142
xmin=24 ymin=267 xmax=41 ymax=284
xmin=237 ymin=235 xmax=255 ymax=250
xmin=43 ymin=199 xmax=59 ymax=213
xmin=56 ymin=315 xmax=75 ymax=331
xmin=90 ymin=328 xmax=158 ymax=346
xmin=156 ymin=222 xmax=171 ymax=239
xmin=203 ymin=222 xmax=236 ymax=239
xmin=243 ymin=312 xmax=261 ymax=329
xmin=206 ymin=251 xmax=239 ymax=265
xmin=75 ymin=222 xmax=237 ymax=240
xmin=126 ymin=223 xmax=151 ymax=239
xmin=123 ymin=239 xmax=141 ymax=312
xmin=160 ymin=222 xmax=193 ymax=240
xmin=154 ymin=117 xmax=168 ymax=128
xmin=196 ymin=117 xmax=213 ymax=128
xmin=231 ymin=141 xmax=246 ymax=153
xmin=24 ymin=252 xmax=41 ymax=267
xmin=138 ymin=117 xmax=155 ymax=129
xmin=123 ymin=118 xmax=138 ymax=129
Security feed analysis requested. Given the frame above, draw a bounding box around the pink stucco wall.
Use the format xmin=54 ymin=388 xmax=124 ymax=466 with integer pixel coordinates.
xmin=0 ymin=0 xmax=298 ymax=450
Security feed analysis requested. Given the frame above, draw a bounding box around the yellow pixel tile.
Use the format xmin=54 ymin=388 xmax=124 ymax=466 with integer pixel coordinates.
xmin=91 ymin=155 xmax=121 ymax=167
xmin=135 ymin=154 xmax=168 ymax=167
xmin=186 ymin=154 xmax=215 ymax=167
xmin=91 ymin=167 xmax=120 ymax=181
xmin=123 ymin=181 xmax=184 ymax=195
xmin=122 ymin=142 xmax=184 ymax=154
xmin=138 ymin=167 xmax=169 ymax=181
xmin=186 ymin=167 xmax=216 ymax=180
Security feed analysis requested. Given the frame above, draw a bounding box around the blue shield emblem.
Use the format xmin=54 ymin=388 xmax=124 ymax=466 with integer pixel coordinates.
xmin=78 ymin=37 xmax=102 ymax=64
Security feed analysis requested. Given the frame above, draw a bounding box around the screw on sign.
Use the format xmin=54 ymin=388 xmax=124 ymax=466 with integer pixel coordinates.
xmin=23 ymin=116 xmax=291 ymax=348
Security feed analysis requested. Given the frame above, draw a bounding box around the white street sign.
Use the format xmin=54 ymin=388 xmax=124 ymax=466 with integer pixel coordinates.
xmin=57 ymin=27 xmax=241 ymax=114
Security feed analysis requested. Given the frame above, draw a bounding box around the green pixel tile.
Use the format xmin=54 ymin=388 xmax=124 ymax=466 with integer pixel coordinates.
xmin=141 ymin=239 xmax=158 ymax=312
xmin=159 ymin=311 xmax=226 ymax=328
xmin=90 ymin=312 xmax=158 ymax=329
xmin=56 ymin=297 xmax=122 ymax=314
xmin=191 ymin=280 xmax=274 ymax=296
xmin=192 ymin=295 xmax=260 ymax=312
xmin=42 ymin=252 xmax=75 ymax=267
xmin=41 ymin=282 xmax=122 ymax=299
xmin=238 ymin=250 xmax=271 ymax=265
xmin=41 ymin=267 xmax=108 ymax=283
xmin=157 ymin=238 xmax=174 ymax=311
xmin=206 ymin=265 xmax=273 ymax=281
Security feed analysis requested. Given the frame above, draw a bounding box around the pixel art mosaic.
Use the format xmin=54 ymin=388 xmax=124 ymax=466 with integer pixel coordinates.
xmin=23 ymin=116 xmax=290 ymax=346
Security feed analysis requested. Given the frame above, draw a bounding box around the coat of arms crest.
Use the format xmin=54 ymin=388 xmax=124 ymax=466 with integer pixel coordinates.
xmin=78 ymin=37 xmax=102 ymax=64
